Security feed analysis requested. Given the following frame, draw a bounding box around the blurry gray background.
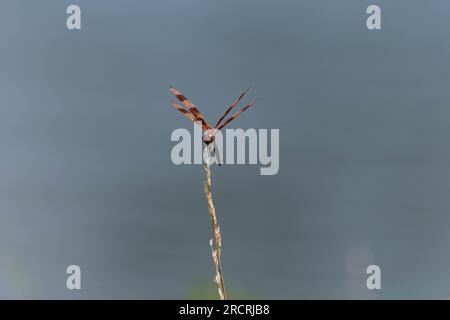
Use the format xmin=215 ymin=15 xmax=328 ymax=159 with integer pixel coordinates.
xmin=0 ymin=0 xmax=449 ymax=299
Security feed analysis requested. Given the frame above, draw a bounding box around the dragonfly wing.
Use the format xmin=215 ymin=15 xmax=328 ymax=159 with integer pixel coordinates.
xmin=169 ymin=86 xmax=212 ymax=130
xmin=215 ymin=87 xmax=251 ymax=128
xmin=217 ymin=99 xmax=256 ymax=130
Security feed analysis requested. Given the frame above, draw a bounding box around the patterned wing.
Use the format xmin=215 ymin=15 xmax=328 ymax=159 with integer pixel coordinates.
xmin=215 ymin=87 xmax=250 ymax=128
xmin=169 ymin=86 xmax=212 ymax=130
xmin=216 ymin=99 xmax=256 ymax=130
xmin=170 ymin=101 xmax=198 ymax=123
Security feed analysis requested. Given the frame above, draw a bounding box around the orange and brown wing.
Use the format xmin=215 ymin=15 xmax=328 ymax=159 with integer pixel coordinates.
xmin=217 ymin=99 xmax=256 ymax=130
xmin=169 ymin=86 xmax=212 ymax=130
xmin=170 ymin=101 xmax=198 ymax=123
xmin=215 ymin=87 xmax=250 ymax=128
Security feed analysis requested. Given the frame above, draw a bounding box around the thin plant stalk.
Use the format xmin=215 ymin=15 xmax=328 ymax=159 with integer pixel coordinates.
xmin=204 ymin=148 xmax=227 ymax=300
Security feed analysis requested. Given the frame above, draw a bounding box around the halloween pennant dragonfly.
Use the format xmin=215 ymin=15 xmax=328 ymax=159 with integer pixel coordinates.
xmin=169 ymin=86 xmax=256 ymax=165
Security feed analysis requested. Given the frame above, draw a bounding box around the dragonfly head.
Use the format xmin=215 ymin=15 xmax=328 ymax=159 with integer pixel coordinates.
xmin=203 ymin=128 xmax=218 ymax=144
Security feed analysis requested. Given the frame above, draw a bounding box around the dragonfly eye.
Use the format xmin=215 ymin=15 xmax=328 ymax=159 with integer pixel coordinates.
xmin=203 ymin=130 xmax=216 ymax=143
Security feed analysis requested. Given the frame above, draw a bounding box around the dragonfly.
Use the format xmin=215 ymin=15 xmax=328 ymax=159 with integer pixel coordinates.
xmin=169 ymin=86 xmax=256 ymax=165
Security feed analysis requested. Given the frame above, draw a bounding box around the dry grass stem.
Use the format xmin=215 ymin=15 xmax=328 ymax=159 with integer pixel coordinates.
xmin=204 ymin=149 xmax=227 ymax=300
